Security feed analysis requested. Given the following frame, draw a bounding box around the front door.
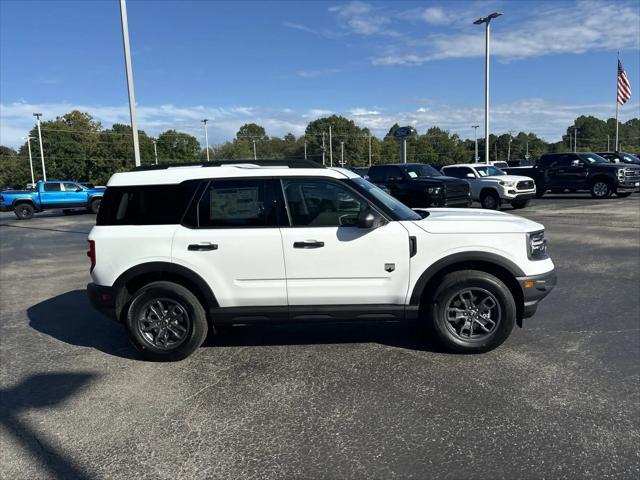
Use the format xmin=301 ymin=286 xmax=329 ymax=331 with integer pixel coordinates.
xmin=279 ymin=178 xmax=410 ymax=306
xmin=62 ymin=182 xmax=89 ymax=206
xmin=172 ymin=178 xmax=287 ymax=307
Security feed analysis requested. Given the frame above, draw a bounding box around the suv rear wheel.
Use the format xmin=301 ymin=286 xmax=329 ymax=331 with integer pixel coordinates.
xmin=125 ymin=281 xmax=208 ymax=361
xmin=427 ymin=270 xmax=516 ymax=353
xmin=14 ymin=203 xmax=34 ymax=220
xmin=88 ymin=198 xmax=101 ymax=214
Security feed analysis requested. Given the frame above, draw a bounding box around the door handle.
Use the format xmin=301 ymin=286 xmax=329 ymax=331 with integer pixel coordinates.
xmin=293 ymin=241 xmax=324 ymax=249
xmin=188 ymin=243 xmax=218 ymax=251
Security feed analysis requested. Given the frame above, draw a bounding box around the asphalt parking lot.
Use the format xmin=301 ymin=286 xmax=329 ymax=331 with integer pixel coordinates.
xmin=1 ymin=195 xmax=639 ymax=480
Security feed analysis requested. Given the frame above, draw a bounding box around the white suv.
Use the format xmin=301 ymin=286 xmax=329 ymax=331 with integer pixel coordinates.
xmin=441 ymin=163 xmax=536 ymax=210
xmin=87 ymin=160 xmax=556 ymax=361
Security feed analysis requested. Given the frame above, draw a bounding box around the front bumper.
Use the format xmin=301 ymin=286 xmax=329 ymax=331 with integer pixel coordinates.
xmin=87 ymin=283 xmax=120 ymax=322
xmin=616 ymin=180 xmax=640 ymax=192
xmin=503 ymin=190 xmax=536 ymax=200
xmin=516 ymin=268 xmax=557 ymax=319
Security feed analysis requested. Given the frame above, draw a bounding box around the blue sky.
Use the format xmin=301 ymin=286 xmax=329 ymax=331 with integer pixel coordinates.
xmin=1 ymin=0 xmax=639 ymax=147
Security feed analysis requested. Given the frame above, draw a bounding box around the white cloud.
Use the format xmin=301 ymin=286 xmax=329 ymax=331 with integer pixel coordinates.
xmin=282 ymin=21 xmax=318 ymax=35
xmin=375 ymin=1 xmax=640 ymax=65
xmin=296 ymin=68 xmax=339 ymax=78
xmin=329 ymin=1 xmax=399 ymax=37
xmin=2 ymin=99 xmax=637 ymax=149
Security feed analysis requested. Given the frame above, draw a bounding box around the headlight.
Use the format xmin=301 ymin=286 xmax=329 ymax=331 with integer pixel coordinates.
xmin=527 ymin=230 xmax=547 ymax=260
xmin=617 ymin=169 xmax=625 ymax=178
xmin=427 ymin=187 xmax=442 ymax=195
xmin=500 ymin=180 xmax=517 ymax=187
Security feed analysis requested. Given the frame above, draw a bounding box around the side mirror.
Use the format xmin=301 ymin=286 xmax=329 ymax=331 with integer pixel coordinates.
xmin=75 ymin=187 xmax=83 ymax=192
xmin=357 ymin=208 xmax=383 ymax=229
xmin=466 ymin=173 xmax=475 ymax=178
xmin=571 ymin=160 xmax=581 ymax=167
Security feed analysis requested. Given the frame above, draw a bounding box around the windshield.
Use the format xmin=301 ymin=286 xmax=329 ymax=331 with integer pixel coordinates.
xmin=475 ymin=166 xmax=506 ymax=177
xmin=402 ymin=164 xmax=442 ymax=178
xmin=350 ymin=178 xmax=421 ymax=221
xmin=578 ymin=153 xmax=609 ymax=164
xmin=623 ymin=154 xmax=640 ymax=163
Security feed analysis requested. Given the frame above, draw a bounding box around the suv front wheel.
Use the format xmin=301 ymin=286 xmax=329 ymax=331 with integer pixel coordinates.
xmin=126 ymin=281 xmax=208 ymax=361
xmin=427 ymin=270 xmax=516 ymax=353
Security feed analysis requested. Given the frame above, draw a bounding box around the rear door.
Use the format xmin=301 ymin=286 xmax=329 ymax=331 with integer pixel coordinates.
xmin=279 ymin=177 xmax=410 ymax=306
xmin=40 ymin=182 xmax=65 ymax=206
xmin=172 ymin=178 xmax=287 ymax=307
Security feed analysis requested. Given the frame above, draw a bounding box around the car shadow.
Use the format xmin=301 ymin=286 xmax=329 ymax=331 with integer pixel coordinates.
xmin=29 ymin=290 xmax=448 ymax=358
xmin=27 ymin=290 xmax=142 ymax=360
xmin=0 ymin=372 xmax=97 ymax=480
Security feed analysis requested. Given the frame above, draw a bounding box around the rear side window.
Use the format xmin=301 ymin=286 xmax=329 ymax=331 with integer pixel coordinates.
xmin=43 ymin=183 xmax=62 ymax=192
xmin=96 ymin=182 xmax=199 ymax=226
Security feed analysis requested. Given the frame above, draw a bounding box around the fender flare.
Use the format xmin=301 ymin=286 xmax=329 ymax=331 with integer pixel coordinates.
xmin=113 ymin=262 xmax=218 ymax=311
xmin=409 ymin=251 xmax=525 ymax=306
xmin=12 ymin=197 xmax=37 ymax=208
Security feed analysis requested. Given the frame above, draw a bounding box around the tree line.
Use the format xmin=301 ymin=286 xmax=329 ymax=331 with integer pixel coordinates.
xmin=0 ymin=110 xmax=638 ymax=188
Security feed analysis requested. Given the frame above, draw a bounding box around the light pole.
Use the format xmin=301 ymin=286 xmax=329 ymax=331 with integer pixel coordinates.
xmin=473 ymin=12 xmax=502 ymax=164
xmin=328 ymin=125 xmax=333 ymax=167
xmin=573 ymin=127 xmax=579 ymax=152
xmin=321 ymin=132 xmax=326 ymax=165
xmin=304 ymin=140 xmax=307 ymax=160
xmin=201 ymin=119 xmax=210 ymax=161
xmin=472 ymin=125 xmax=479 ymax=161
xmin=25 ymin=136 xmax=35 ymax=185
xmin=119 ymin=0 xmax=141 ymax=167
xmin=340 ymin=141 xmax=344 ymax=167
xmin=152 ymin=139 xmax=158 ymax=165
xmin=32 ymin=113 xmax=46 ymax=181
xmin=252 ymin=139 xmax=257 ymax=160
xmin=507 ymin=130 xmax=515 ymax=161
xmin=368 ymin=133 xmax=372 ymax=167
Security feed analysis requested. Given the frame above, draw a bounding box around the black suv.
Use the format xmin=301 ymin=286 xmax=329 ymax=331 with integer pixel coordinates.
xmin=368 ymin=163 xmax=471 ymax=208
xmin=503 ymin=152 xmax=640 ymax=198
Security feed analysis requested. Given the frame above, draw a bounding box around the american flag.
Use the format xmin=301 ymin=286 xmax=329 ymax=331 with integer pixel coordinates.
xmin=617 ymin=60 xmax=632 ymax=105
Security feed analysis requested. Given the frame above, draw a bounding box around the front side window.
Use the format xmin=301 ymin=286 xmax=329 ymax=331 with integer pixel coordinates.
xmin=63 ymin=182 xmax=82 ymax=192
xmin=197 ymin=179 xmax=276 ymax=228
xmin=475 ymin=166 xmax=505 ymax=177
xmin=283 ymin=179 xmax=367 ymax=227
xmin=349 ymin=178 xmax=420 ymax=221
xmin=578 ymin=153 xmax=608 ymax=164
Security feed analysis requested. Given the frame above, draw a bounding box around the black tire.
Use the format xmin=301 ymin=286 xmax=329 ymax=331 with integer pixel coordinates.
xmin=590 ymin=180 xmax=611 ymax=199
xmin=535 ymin=186 xmax=545 ymax=198
xmin=510 ymin=199 xmax=530 ymax=209
xmin=125 ymin=281 xmax=208 ymax=361
xmin=89 ymin=198 xmax=101 ymax=214
xmin=616 ymin=192 xmax=632 ymax=198
xmin=426 ymin=270 xmax=516 ymax=353
xmin=14 ymin=203 xmax=34 ymax=220
xmin=480 ymin=191 xmax=500 ymax=210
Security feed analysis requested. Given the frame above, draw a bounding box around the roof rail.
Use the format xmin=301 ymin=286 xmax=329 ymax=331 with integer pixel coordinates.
xmin=132 ymin=159 xmax=325 ymax=171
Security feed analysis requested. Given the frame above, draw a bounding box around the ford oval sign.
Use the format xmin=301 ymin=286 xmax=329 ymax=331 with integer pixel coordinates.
xmin=393 ymin=126 xmax=416 ymax=138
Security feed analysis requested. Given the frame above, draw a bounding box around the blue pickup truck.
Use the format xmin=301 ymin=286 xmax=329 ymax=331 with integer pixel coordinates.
xmin=0 ymin=180 xmax=105 ymax=220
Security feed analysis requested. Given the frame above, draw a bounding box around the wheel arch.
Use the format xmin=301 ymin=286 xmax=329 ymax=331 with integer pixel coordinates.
xmin=410 ymin=252 xmax=525 ymax=325
xmin=479 ymin=187 xmax=499 ymax=198
xmin=12 ymin=197 xmax=36 ymax=207
xmin=113 ymin=262 xmax=218 ymax=322
xmin=588 ymin=174 xmax=613 ymax=187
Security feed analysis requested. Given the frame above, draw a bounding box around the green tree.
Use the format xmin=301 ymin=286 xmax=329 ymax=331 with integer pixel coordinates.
xmin=305 ymin=115 xmax=370 ymax=166
xmin=156 ymin=130 xmax=200 ymax=161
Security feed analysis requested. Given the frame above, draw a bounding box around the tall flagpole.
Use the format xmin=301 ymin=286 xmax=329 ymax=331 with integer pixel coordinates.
xmin=615 ymin=51 xmax=620 ymax=152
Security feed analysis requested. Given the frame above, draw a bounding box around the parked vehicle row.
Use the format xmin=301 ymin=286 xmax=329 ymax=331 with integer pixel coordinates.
xmin=87 ymin=159 xmax=556 ymax=361
xmin=0 ymin=180 xmax=105 ymax=220
xmin=502 ymin=152 xmax=640 ymax=198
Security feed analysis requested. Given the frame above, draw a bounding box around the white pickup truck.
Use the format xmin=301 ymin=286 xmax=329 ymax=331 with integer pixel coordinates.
xmin=441 ymin=163 xmax=536 ymax=209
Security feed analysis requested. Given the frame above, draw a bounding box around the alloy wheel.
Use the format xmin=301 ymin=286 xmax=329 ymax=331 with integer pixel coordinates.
xmin=136 ymin=298 xmax=190 ymax=350
xmin=444 ymin=288 xmax=502 ymax=340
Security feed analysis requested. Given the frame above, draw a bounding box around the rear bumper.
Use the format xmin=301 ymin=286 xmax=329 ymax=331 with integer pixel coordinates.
xmin=516 ymin=269 xmax=557 ymax=319
xmin=87 ymin=283 xmax=120 ymax=322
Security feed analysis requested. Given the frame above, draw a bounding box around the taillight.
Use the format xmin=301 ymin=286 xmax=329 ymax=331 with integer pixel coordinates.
xmin=0 ymin=195 xmax=4 ymax=202
xmin=87 ymin=240 xmax=96 ymax=272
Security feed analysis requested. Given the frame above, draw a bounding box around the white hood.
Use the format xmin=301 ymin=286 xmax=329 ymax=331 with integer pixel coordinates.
xmin=483 ymin=175 xmax=534 ymax=183
xmin=413 ymin=208 xmax=544 ymax=234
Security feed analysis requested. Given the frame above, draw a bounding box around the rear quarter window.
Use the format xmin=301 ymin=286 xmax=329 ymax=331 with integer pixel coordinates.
xmin=96 ymin=182 xmax=199 ymax=226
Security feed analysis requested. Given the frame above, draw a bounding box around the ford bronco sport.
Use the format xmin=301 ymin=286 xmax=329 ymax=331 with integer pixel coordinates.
xmin=87 ymin=160 xmax=556 ymax=361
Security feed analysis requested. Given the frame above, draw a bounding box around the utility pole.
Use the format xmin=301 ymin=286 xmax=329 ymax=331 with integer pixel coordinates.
xmin=368 ymin=133 xmax=372 ymax=167
xmin=573 ymin=127 xmax=579 ymax=152
xmin=25 ymin=136 xmax=35 ymax=185
xmin=201 ymin=119 xmax=210 ymax=161
xmin=525 ymin=140 xmax=529 ymax=159
xmin=474 ymin=12 xmax=503 ymax=164
xmin=328 ymin=125 xmax=333 ymax=167
xmin=507 ymin=130 xmax=515 ymax=161
xmin=304 ymin=140 xmax=307 ymax=160
xmin=494 ymin=141 xmax=498 ymax=161
xmin=153 ymin=139 xmax=158 ymax=165
xmin=472 ymin=125 xmax=479 ymax=161
xmin=252 ymin=139 xmax=257 ymax=160
xmin=607 ymin=135 xmax=610 ymax=151
xmin=32 ymin=113 xmax=46 ymax=181
xmin=321 ymin=132 xmax=326 ymax=165
xmin=119 ymin=0 xmax=141 ymax=167
xmin=340 ymin=141 xmax=344 ymax=167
